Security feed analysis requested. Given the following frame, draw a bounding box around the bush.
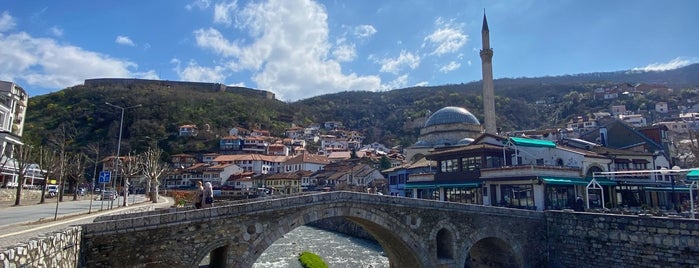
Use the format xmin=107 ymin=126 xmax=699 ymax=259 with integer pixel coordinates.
xmin=298 ymin=251 xmax=328 ymax=268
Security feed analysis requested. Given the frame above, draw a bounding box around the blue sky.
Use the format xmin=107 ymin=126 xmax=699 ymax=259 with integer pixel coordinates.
xmin=1 ymin=0 xmax=697 ymax=101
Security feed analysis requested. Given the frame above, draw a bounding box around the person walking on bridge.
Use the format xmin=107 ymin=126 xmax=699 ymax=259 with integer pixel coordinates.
xmin=202 ymin=182 xmax=214 ymax=208
xmin=194 ymin=181 xmax=204 ymax=209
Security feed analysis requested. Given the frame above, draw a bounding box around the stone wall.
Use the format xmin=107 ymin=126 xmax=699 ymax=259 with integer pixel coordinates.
xmin=546 ymin=211 xmax=699 ymax=267
xmin=0 ymin=189 xmax=42 ymax=203
xmin=0 ymin=226 xmax=81 ymax=268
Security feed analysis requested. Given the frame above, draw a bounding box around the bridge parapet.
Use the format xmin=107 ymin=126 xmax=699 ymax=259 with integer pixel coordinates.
xmin=82 ymin=191 xmax=542 ymax=236
xmin=79 ymin=191 xmax=548 ymax=267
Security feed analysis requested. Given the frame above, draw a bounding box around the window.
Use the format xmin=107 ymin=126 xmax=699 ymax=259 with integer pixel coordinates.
xmin=440 ymin=159 xmax=459 ymax=173
xmin=485 ymin=156 xmax=502 ymax=168
xmin=500 ymin=185 xmax=535 ymax=209
xmin=461 ymin=157 xmax=480 ymax=172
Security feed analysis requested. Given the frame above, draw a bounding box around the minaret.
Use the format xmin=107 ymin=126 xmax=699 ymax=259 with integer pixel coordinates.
xmin=480 ymin=12 xmax=497 ymax=134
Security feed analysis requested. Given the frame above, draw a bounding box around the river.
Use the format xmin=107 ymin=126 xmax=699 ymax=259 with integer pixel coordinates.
xmin=253 ymin=225 xmax=389 ymax=267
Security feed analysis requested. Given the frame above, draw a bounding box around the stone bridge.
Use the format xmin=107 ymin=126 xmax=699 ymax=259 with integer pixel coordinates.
xmin=80 ymin=192 xmax=548 ymax=267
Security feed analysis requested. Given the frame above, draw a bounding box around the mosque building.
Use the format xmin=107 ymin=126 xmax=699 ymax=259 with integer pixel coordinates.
xmin=404 ymin=12 xmax=496 ymax=161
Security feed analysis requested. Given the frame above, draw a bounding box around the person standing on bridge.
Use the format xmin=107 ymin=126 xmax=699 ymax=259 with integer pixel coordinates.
xmin=202 ymin=182 xmax=214 ymax=208
xmin=194 ymin=181 xmax=204 ymax=209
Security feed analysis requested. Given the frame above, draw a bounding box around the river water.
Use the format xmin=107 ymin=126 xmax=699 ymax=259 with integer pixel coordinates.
xmin=253 ymin=225 xmax=389 ymax=268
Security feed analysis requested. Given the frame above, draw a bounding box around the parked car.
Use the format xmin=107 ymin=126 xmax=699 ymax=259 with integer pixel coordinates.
xmin=101 ymin=190 xmax=117 ymax=200
xmin=77 ymin=188 xmax=87 ymax=196
xmin=47 ymin=185 xmax=59 ymax=197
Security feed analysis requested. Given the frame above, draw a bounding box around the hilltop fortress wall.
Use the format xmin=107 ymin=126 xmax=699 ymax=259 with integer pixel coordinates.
xmin=84 ymin=78 xmax=275 ymax=100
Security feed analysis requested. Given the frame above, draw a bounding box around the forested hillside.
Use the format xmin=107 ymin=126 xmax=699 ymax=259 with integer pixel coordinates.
xmin=23 ymin=64 xmax=699 ymax=158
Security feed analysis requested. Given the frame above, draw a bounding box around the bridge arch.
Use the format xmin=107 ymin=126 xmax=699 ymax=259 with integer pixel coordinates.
xmin=460 ymin=226 xmax=524 ymax=268
xmin=238 ymin=204 xmax=433 ymax=268
xmin=190 ymin=237 xmax=230 ymax=268
xmin=430 ymin=220 xmax=460 ymax=261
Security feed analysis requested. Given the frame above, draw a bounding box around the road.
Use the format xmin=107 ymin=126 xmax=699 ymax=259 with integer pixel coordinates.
xmin=0 ymin=194 xmax=147 ymax=227
xmin=0 ymin=194 xmax=171 ymax=249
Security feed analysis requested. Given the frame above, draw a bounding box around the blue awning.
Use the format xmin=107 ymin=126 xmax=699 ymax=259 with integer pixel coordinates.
xmin=404 ymin=182 xmax=436 ymax=189
xmin=642 ymin=186 xmax=694 ymax=192
xmin=687 ymin=170 xmax=699 ymax=181
xmin=404 ymin=182 xmax=481 ymax=189
xmin=509 ymin=137 xmax=556 ymax=148
xmin=542 ymin=177 xmax=617 ymax=186
xmin=542 ymin=177 xmax=587 ymax=186
xmin=437 ymin=182 xmax=481 ymax=188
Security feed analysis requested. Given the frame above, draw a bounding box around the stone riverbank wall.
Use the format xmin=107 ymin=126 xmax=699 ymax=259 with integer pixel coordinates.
xmin=546 ymin=211 xmax=699 ymax=267
xmin=0 ymin=227 xmax=81 ymax=268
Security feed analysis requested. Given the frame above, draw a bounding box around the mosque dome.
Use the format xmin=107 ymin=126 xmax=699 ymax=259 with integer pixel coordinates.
xmin=424 ymin=106 xmax=481 ymax=127
xmin=457 ymin=138 xmax=475 ymax=145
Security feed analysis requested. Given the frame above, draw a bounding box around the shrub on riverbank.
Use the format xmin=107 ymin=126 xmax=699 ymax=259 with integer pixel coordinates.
xmin=298 ymin=251 xmax=328 ymax=268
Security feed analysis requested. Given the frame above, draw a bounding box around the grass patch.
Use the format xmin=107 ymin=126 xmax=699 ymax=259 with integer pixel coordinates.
xmin=298 ymin=251 xmax=328 ymax=268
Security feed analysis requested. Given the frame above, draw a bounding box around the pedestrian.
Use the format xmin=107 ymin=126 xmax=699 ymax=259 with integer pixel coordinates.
xmin=202 ymin=182 xmax=214 ymax=208
xmin=575 ymin=196 xmax=584 ymax=211
xmin=194 ymin=181 xmax=203 ymax=209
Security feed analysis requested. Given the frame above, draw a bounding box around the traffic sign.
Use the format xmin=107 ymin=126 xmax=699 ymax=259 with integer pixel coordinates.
xmin=98 ymin=171 xmax=111 ymax=183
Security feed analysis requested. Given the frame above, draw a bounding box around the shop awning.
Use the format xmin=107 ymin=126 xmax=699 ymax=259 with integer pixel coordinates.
xmin=687 ymin=170 xmax=699 ymax=181
xmin=404 ymin=182 xmax=436 ymax=189
xmin=587 ymin=178 xmax=617 ymax=186
xmin=436 ymin=182 xmax=481 ymax=188
xmin=642 ymin=186 xmax=693 ymax=192
xmin=541 ymin=177 xmax=617 ymax=186
xmin=509 ymin=137 xmax=556 ymax=148
xmin=541 ymin=177 xmax=588 ymax=185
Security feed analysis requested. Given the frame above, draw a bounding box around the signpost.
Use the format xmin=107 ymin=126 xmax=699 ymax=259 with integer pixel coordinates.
xmin=98 ymin=171 xmax=111 ymax=210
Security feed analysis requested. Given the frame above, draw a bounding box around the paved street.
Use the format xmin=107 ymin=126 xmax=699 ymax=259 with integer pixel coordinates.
xmin=0 ymin=194 xmax=172 ymax=249
xmin=0 ymin=194 xmax=148 ymax=227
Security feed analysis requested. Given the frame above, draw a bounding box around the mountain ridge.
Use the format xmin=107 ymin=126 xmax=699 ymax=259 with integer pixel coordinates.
xmin=22 ymin=63 xmax=699 ymax=157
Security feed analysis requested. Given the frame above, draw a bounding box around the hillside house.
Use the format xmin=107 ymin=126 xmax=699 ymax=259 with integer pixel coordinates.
xmin=282 ymin=153 xmax=329 ymax=173
xmin=179 ymin=124 xmax=198 ymax=137
xmin=170 ymin=154 xmax=198 ymax=169
xmin=220 ymin=135 xmax=243 ymax=153
xmin=212 ymin=154 xmax=288 ymax=175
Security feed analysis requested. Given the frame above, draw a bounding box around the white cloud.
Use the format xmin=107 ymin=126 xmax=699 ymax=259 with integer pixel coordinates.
xmin=49 ymin=26 xmax=63 ymax=37
xmin=228 ymin=82 xmax=246 ymax=87
xmin=0 ymin=32 xmax=154 ymax=90
xmin=354 ymin=25 xmax=376 ymax=39
xmin=0 ymin=11 xmax=16 ymax=32
xmin=192 ymin=0 xmax=381 ymax=101
xmin=194 ymin=28 xmax=241 ymax=59
xmin=116 ymin=35 xmax=135 ymax=46
xmin=172 ymin=59 xmax=226 ymax=83
xmin=332 ymin=43 xmax=356 ymax=62
xmin=185 ymin=0 xmax=211 ymax=10
xmin=632 ymin=57 xmax=692 ymax=72
xmin=214 ymin=1 xmax=238 ymax=26
xmin=380 ymin=74 xmax=408 ymax=91
xmin=377 ymin=50 xmax=420 ymax=74
xmin=439 ymin=61 xmax=460 ymax=73
xmin=415 ymin=81 xmax=428 ymax=87
xmin=424 ymin=17 xmax=467 ymax=56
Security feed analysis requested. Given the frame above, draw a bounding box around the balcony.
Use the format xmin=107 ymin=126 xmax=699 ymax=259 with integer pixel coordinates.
xmin=480 ymin=165 xmax=581 ymax=179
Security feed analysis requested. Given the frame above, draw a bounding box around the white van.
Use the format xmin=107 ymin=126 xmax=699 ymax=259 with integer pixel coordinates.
xmin=47 ymin=185 xmax=59 ymax=197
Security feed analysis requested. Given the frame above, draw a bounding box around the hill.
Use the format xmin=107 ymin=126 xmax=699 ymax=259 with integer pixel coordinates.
xmin=23 ymin=64 xmax=699 ymax=157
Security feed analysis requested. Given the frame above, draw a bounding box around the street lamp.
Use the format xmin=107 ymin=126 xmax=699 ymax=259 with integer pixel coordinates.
xmin=105 ymin=102 xmax=142 ymax=209
xmin=660 ymin=166 xmax=682 ymax=212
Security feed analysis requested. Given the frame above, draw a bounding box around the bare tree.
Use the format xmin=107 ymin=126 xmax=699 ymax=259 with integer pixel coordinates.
xmin=46 ymin=123 xmax=76 ymax=202
xmin=38 ymin=148 xmax=59 ymax=204
xmin=0 ymin=147 xmax=11 ymax=188
xmin=139 ymin=146 xmax=167 ymax=203
xmin=65 ymin=152 xmax=87 ymax=201
xmin=119 ymin=151 xmax=141 ymax=206
xmin=685 ymin=130 xmax=699 ymax=167
xmin=13 ymin=144 xmax=35 ymax=206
